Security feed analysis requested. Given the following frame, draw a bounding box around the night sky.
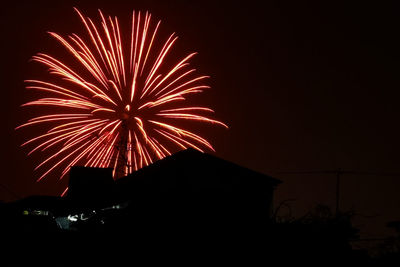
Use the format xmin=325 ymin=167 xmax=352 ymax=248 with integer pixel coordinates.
xmin=1 ymin=0 xmax=400 ymax=239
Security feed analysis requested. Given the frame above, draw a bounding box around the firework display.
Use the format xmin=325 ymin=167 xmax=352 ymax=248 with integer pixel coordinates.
xmin=17 ymin=8 xmax=227 ymax=184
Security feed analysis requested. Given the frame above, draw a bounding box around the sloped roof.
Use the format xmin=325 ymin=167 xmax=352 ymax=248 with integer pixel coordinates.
xmin=116 ymin=148 xmax=281 ymax=192
xmin=4 ymin=149 xmax=280 ymax=216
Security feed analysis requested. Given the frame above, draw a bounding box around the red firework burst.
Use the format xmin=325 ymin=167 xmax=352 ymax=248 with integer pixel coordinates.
xmin=17 ymin=8 xmax=227 ymax=186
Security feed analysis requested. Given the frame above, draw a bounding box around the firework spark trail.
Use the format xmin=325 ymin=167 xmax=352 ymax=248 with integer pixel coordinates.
xmin=17 ymin=8 xmax=228 ymax=187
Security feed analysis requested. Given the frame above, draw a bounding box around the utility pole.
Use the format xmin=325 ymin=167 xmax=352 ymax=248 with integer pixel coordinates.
xmin=335 ymin=169 xmax=341 ymax=215
xmin=277 ymin=169 xmax=400 ymax=217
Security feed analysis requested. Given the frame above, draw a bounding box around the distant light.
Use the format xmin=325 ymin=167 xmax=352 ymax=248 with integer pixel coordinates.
xmin=80 ymin=211 xmax=96 ymax=221
xmin=22 ymin=209 xmax=50 ymax=216
xmin=67 ymin=215 xmax=78 ymax=222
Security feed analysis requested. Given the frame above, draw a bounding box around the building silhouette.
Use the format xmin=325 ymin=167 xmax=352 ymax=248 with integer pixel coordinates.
xmin=1 ymin=149 xmax=369 ymax=265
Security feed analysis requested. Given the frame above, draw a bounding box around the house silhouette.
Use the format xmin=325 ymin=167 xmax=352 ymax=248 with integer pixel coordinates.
xmin=3 ymin=148 xmax=280 ymax=231
xmin=60 ymin=148 xmax=281 ymax=233
xmin=1 ymin=149 xmax=368 ymax=265
xmin=115 ymin=148 xmax=280 ymax=227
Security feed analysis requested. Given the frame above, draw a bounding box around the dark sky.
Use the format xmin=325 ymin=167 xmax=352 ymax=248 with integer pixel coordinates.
xmin=1 ymin=0 xmax=400 ymax=239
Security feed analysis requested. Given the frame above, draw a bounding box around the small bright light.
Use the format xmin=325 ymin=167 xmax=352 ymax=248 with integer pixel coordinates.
xmin=67 ymin=215 xmax=78 ymax=222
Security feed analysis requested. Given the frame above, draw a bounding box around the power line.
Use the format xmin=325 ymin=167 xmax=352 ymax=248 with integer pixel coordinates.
xmin=273 ymin=169 xmax=400 ymax=216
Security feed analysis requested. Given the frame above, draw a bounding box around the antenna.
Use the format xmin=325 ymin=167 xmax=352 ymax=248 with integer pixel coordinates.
xmin=81 ymin=119 xmax=133 ymax=179
xmin=114 ymin=120 xmax=131 ymax=178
